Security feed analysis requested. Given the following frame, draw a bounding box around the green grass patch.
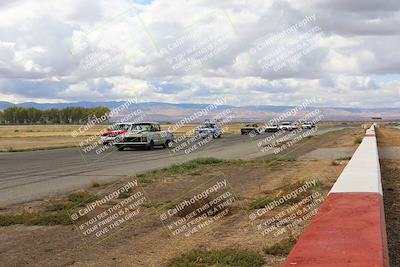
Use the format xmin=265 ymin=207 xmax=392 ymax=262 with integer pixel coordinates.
xmin=46 ymin=202 xmax=72 ymax=211
xmin=6 ymin=146 xmax=17 ymax=152
xmin=135 ymin=173 xmax=155 ymax=184
xmin=136 ymin=158 xmax=227 ymax=180
xmin=68 ymin=190 xmax=97 ymax=206
xmin=163 ymin=202 xmax=177 ymax=210
xmin=335 ymin=156 xmax=352 ymax=160
xmin=248 ymin=198 xmax=273 ymax=210
xmin=118 ymin=188 xmax=132 ymax=199
xmin=263 ymin=237 xmax=297 ymax=256
xmin=262 ymin=157 xmax=296 ymax=167
xmin=136 ymin=157 xmax=295 ymax=183
xmin=0 ymin=145 xmax=79 ymax=153
xmin=166 ymin=158 xmax=226 ymax=175
xmin=355 ymin=137 xmax=363 ymax=144
xmin=0 ymin=211 xmax=72 ymax=226
xmin=279 ymin=180 xmax=324 ymax=192
xmin=167 ymin=249 xmax=264 ymax=267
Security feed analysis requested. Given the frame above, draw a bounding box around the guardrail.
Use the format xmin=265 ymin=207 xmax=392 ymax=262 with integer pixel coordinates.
xmin=282 ymin=124 xmax=389 ymax=267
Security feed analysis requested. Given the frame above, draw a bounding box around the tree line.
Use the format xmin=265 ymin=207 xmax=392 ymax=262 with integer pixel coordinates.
xmin=0 ymin=106 xmax=110 ymax=124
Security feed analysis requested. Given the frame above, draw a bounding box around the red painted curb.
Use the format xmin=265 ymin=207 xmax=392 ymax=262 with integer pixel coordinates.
xmin=282 ymin=193 xmax=389 ymax=267
xmin=365 ymin=134 xmax=376 ymax=137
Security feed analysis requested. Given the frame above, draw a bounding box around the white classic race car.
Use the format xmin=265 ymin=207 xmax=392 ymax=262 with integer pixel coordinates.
xmin=195 ymin=122 xmax=222 ymax=138
xmin=279 ymin=122 xmax=293 ymax=131
xmin=113 ymin=122 xmax=173 ymax=151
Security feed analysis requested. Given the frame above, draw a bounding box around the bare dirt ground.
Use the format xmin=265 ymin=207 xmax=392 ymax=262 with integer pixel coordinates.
xmin=0 ymin=127 xmax=360 ymax=267
xmin=295 ymin=127 xmax=364 ymax=161
xmin=0 ymin=160 xmax=343 ymax=267
xmin=378 ymin=127 xmax=400 ymax=267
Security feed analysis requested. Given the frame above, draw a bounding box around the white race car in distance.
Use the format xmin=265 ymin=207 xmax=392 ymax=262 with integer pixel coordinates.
xmin=195 ymin=122 xmax=222 ymax=138
xmin=302 ymin=121 xmax=316 ymax=129
xmin=279 ymin=122 xmax=293 ymax=131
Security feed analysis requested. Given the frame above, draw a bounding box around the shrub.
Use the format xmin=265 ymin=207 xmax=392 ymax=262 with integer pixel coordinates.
xmin=355 ymin=137 xmax=363 ymax=144
xmin=263 ymin=237 xmax=297 ymax=256
xmin=68 ymin=190 xmax=96 ymax=206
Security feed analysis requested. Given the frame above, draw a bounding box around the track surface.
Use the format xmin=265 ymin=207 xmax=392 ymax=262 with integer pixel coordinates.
xmin=0 ymin=126 xmax=343 ymax=204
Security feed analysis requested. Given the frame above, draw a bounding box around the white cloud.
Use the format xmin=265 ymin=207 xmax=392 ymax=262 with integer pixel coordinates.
xmin=0 ymin=0 xmax=399 ymax=107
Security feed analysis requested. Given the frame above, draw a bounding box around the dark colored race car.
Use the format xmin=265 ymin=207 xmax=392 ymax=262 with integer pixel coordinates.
xmin=241 ymin=124 xmax=261 ymax=135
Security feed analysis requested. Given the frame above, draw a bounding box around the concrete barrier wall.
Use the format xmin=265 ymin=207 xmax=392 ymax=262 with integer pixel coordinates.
xmin=282 ymin=124 xmax=389 ymax=267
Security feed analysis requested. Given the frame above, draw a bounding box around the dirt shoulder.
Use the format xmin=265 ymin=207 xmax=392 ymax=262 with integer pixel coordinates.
xmin=381 ymin=160 xmax=400 ymax=267
xmin=270 ymin=127 xmax=364 ymax=160
xmin=377 ymin=128 xmax=400 ymax=267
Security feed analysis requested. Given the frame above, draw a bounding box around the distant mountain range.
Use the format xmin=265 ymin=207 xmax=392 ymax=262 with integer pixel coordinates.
xmin=0 ymin=101 xmax=398 ymax=121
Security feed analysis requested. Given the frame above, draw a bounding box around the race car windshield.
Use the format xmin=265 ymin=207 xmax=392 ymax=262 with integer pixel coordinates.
xmin=110 ymin=124 xmax=130 ymax=130
xmin=131 ymin=124 xmax=152 ymax=131
xmin=200 ymin=123 xmax=215 ymax=128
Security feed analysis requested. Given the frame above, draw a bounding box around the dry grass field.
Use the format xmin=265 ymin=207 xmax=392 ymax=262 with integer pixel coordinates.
xmin=0 ymin=125 xmax=102 ymax=152
xmin=0 ymin=124 xmax=238 ymax=152
xmin=0 ymin=122 xmax=348 ymax=152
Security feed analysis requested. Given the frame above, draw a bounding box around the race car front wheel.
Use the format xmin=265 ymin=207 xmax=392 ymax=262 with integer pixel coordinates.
xmin=163 ymin=140 xmax=172 ymax=148
xmin=147 ymin=141 xmax=154 ymax=150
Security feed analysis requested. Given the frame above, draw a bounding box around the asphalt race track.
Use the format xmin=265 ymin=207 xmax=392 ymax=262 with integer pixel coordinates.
xmin=0 ymin=126 xmax=345 ymax=204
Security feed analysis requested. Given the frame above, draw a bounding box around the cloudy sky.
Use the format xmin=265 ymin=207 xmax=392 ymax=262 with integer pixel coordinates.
xmin=0 ymin=0 xmax=399 ymax=108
